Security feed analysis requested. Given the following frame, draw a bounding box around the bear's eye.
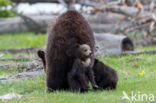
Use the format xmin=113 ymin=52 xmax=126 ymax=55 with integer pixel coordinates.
xmin=84 ymin=49 xmax=87 ymax=52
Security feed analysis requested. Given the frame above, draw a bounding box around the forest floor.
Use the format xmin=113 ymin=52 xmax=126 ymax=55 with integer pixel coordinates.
xmin=0 ymin=33 xmax=156 ymax=103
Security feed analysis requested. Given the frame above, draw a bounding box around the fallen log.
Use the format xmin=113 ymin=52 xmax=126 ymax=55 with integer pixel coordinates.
xmin=0 ymin=15 xmax=54 ymax=34
xmin=95 ymin=33 xmax=134 ymax=56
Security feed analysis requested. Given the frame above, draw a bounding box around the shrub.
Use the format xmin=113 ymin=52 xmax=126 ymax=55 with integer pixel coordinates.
xmin=0 ymin=0 xmax=16 ymax=17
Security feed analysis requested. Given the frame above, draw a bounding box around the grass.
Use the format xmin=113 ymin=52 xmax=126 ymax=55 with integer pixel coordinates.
xmin=0 ymin=33 xmax=46 ymax=49
xmin=0 ymin=33 xmax=156 ymax=103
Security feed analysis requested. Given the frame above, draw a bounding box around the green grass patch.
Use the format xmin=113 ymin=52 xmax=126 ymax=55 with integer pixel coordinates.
xmin=0 ymin=33 xmax=46 ymax=49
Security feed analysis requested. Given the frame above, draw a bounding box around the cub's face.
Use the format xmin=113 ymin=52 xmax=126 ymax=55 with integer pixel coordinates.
xmin=78 ymin=44 xmax=92 ymax=59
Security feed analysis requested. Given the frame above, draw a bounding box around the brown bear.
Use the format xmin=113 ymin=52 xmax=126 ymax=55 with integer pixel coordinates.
xmin=67 ymin=44 xmax=98 ymax=92
xmin=46 ymin=10 xmax=95 ymax=91
xmin=93 ymin=59 xmax=118 ymax=90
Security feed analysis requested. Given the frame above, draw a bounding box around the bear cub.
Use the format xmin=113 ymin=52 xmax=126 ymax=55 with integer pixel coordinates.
xmin=67 ymin=44 xmax=98 ymax=92
xmin=37 ymin=50 xmax=46 ymax=72
xmin=93 ymin=59 xmax=118 ymax=90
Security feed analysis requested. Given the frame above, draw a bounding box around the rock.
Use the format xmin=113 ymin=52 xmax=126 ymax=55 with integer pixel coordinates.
xmin=0 ymin=93 xmax=23 ymax=100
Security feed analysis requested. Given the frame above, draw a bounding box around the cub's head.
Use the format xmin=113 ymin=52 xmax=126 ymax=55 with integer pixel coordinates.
xmin=77 ymin=44 xmax=92 ymax=59
xmin=66 ymin=44 xmax=92 ymax=60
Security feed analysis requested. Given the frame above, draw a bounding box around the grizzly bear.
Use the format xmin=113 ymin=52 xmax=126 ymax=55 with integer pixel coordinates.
xmin=93 ymin=59 xmax=118 ymax=90
xmin=67 ymin=44 xmax=98 ymax=92
xmin=46 ymin=10 xmax=95 ymax=91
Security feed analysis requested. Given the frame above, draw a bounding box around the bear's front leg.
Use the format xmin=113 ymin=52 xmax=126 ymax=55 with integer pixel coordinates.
xmin=87 ymin=68 xmax=99 ymax=89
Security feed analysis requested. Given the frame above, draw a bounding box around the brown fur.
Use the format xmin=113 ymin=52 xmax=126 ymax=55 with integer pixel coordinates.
xmin=93 ymin=59 xmax=118 ymax=90
xmin=37 ymin=50 xmax=46 ymax=72
xmin=46 ymin=10 xmax=95 ymax=91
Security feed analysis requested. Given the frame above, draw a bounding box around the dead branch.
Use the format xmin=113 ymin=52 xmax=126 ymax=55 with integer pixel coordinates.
xmin=92 ymin=5 xmax=140 ymax=16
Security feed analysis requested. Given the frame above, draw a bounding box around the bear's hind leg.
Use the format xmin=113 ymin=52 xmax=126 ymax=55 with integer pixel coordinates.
xmin=67 ymin=74 xmax=81 ymax=92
